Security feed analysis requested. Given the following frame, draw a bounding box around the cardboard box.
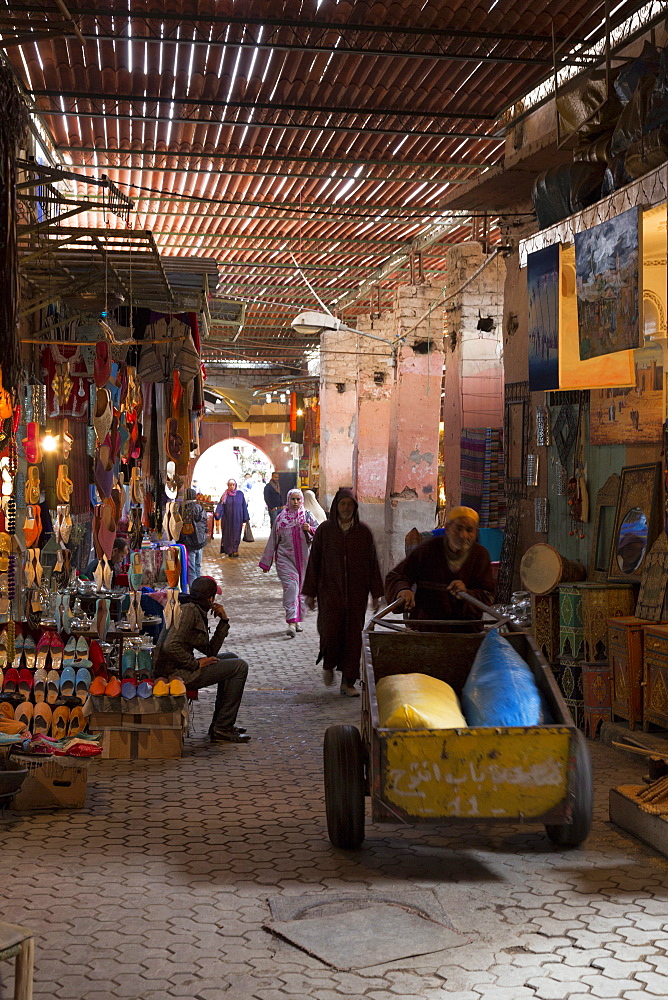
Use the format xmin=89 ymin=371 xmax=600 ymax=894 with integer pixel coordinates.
xmin=11 ymin=761 xmax=88 ymax=810
xmin=90 ymin=726 xmax=183 ymax=760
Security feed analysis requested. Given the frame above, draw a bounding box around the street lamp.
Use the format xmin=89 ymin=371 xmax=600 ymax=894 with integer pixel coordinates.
xmin=291 ymin=310 xmax=396 ymax=346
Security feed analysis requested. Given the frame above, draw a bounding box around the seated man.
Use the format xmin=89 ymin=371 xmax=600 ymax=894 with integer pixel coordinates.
xmin=152 ymin=575 xmax=251 ymax=744
xmin=385 ymin=506 xmax=495 ymax=632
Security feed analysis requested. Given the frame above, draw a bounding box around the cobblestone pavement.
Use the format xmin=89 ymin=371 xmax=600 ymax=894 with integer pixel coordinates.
xmin=2 ymin=535 xmax=668 ymax=1000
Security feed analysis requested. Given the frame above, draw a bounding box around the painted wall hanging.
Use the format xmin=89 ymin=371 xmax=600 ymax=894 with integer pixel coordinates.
xmin=590 ymin=343 xmax=664 ymax=445
xmin=575 ymin=206 xmax=641 ymax=361
xmin=527 ymin=243 xmax=560 ymax=391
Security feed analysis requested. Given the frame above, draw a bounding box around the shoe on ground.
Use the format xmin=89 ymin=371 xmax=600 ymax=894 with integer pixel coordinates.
xmin=286 ymin=625 xmax=296 ymax=638
xmin=207 ymin=725 xmax=247 ymax=736
xmin=210 ymin=729 xmax=251 ymax=743
xmin=340 ymin=684 xmax=360 ymax=697
xmin=322 ymin=668 xmax=334 ymax=687
xmin=295 ymin=623 xmax=303 ymax=632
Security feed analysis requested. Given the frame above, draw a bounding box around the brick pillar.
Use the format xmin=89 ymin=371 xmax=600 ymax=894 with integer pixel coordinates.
xmin=442 ymin=242 xmax=504 ymax=507
xmin=353 ymin=315 xmax=394 ymax=555
xmin=318 ymin=327 xmax=358 ymax=510
xmin=383 ymin=284 xmax=444 ymax=574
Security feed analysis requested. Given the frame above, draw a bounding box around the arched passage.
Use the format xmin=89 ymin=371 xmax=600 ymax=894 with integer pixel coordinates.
xmin=192 ymin=437 xmax=274 ymax=500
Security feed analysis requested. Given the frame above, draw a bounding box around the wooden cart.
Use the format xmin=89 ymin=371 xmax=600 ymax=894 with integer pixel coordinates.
xmin=323 ymin=599 xmax=593 ymax=850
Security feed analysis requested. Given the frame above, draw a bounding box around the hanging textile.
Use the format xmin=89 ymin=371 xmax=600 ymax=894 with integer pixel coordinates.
xmin=0 ymin=68 xmax=28 ymax=395
xmin=460 ymin=429 xmax=487 ymax=513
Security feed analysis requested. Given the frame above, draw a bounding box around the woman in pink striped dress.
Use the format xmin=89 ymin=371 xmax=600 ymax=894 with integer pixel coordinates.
xmin=259 ymin=489 xmax=318 ymax=637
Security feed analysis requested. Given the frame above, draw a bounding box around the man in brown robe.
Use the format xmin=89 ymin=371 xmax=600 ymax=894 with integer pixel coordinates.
xmin=385 ymin=506 xmax=495 ymax=631
xmin=302 ymin=488 xmax=384 ymax=696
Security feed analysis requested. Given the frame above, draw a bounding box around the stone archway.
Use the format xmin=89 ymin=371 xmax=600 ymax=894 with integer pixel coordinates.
xmin=192 ymin=437 xmax=274 ymax=502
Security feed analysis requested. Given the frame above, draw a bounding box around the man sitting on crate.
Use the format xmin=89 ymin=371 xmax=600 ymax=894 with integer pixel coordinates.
xmin=385 ymin=506 xmax=495 ymax=632
xmin=152 ymin=576 xmax=251 ymax=744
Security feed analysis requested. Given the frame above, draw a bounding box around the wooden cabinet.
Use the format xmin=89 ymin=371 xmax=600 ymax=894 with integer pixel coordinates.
xmin=532 ymin=592 xmax=560 ymax=664
xmin=559 ymin=583 xmax=636 ymax=663
xmin=643 ymin=625 xmax=668 ymax=731
xmin=608 ymin=616 xmax=653 ymax=730
xmin=582 ymin=662 xmax=612 ymax=739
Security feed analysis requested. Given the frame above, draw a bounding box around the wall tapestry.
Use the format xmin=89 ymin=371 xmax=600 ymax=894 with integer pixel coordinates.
xmin=575 ymin=206 xmax=641 ymax=361
xmin=590 ymin=343 xmax=664 ymax=445
xmin=559 ymin=245 xmax=635 ymax=390
xmin=527 ymin=243 xmax=560 ymax=391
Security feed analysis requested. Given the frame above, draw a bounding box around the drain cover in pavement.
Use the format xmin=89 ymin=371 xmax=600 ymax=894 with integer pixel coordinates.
xmin=264 ymin=902 xmax=467 ymax=970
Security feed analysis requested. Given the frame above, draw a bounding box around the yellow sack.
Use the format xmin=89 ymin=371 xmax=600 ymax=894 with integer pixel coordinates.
xmin=376 ymin=673 xmax=466 ymax=730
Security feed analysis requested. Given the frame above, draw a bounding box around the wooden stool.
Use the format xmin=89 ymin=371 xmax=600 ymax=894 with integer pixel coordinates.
xmin=0 ymin=921 xmax=34 ymax=1000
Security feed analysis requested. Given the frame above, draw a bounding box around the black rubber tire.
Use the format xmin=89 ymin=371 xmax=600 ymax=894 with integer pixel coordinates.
xmin=545 ymin=729 xmax=593 ymax=848
xmin=323 ymin=725 xmax=365 ymax=849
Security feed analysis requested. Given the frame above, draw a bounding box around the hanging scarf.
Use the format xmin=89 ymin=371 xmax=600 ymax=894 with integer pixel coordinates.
xmin=276 ymin=489 xmax=306 ymax=529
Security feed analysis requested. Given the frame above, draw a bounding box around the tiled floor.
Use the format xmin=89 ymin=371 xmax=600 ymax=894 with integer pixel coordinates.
xmin=2 ymin=535 xmax=668 ymax=1000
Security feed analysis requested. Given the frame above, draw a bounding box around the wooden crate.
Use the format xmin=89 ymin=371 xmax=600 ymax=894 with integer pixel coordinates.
xmin=11 ymin=760 xmax=88 ymax=810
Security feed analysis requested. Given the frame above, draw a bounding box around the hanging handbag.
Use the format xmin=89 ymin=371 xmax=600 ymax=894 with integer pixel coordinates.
xmin=243 ymin=522 xmax=254 ymax=543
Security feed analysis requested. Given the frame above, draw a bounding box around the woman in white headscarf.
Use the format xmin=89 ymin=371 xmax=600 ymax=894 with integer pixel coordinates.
xmin=303 ymin=489 xmax=327 ymax=524
xmin=259 ymin=488 xmax=319 ymax=637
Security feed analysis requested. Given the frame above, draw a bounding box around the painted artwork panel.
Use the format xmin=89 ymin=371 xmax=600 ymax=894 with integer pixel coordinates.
xmin=559 ymin=244 xmax=635 ymax=390
xmin=527 ymin=243 xmax=560 ymax=390
xmin=576 ymin=206 xmax=641 ymax=361
xmin=590 ymin=343 xmax=664 ymax=445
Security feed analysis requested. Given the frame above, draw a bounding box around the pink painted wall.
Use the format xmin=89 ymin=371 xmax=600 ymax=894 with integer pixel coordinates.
xmin=388 ymin=345 xmax=443 ymax=500
xmin=356 ymin=394 xmax=391 ymax=502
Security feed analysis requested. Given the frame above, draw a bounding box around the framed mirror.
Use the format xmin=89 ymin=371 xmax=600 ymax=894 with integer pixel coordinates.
xmin=607 ymin=462 xmax=662 ymax=583
xmin=588 ymin=473 xmax=620 ymax=581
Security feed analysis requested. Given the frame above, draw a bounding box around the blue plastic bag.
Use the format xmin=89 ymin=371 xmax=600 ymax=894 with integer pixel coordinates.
xmin=462 ymin=629 xmax=549 ymax=727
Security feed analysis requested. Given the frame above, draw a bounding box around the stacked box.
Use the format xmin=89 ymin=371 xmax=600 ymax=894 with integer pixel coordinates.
xmin=11 ymin=760 xmax=88 ymax=811
xmin=89 ymin=710 xmax=184 ymax=759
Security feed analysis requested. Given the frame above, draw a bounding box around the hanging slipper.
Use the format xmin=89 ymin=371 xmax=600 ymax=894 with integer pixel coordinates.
xmin=62 ymin=418 xmax=73 ymax=460
xmin=60 ymin=505 xmax=73 ymax=544
xmin=46 ymin=669 xmax=61 ymax=704
xmin=75 ymin=667 xmax=91 ymax=703
xmin=51 ymin=705 xmax=70 ymax=739
xmin=93 ymin=387 xmax=113 ymax=443
xmin=50 ymin=634 xmax=64 ymax=670
xmin=24 ymin=505 xmax=42 ymax=547
xmin=33 ymin=667 xmax=47 ymax=703
xmin=68 ymin=705 xmax=85 ymax=737
xmin=94 ymin=339 xmax=112 ymax=388
xmin=22 ymin=421 xmax=42 ymax=464
xmin=98 ymin=502 xmax=116 ymax=560
xmin=165 ymin=417 xmax=183 ymax=461
xmin=56 ymin=464 xmax=74 ymax=503
xmin=33 ymin=702 xmax=52 ymax=736
xmin=60 ymin=665 xmax=76 ymax=698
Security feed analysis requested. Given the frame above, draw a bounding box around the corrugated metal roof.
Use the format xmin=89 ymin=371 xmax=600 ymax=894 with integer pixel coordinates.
xmin=1 ymin=0 xmax=644 ymax=370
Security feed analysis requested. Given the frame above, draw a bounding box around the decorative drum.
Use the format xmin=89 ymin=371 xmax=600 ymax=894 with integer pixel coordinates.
xmin=520 ymin=543 xmax=586 ymax=595
xmin=608 ymin=616 xmax=654 ymax=730
xmin=642 ymin=625 xmax=668 ymax=731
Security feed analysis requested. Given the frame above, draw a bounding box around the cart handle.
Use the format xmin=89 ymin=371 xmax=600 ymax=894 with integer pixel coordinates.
xmin=367 ymin=594 xmax=512 ymax=631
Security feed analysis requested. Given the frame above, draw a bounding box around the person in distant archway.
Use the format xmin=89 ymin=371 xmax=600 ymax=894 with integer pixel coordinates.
xmin=259 ymin=488 xmax=318 ymax=637
xmin=216 ymin=479 xmax=250 ymax=558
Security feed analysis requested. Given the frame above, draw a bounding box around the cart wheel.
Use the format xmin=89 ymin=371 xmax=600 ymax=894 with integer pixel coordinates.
xmin=323 ymin=725 xmax=365 ymax=849
xmin=545 ymin=730 xmax=593 ymax=848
